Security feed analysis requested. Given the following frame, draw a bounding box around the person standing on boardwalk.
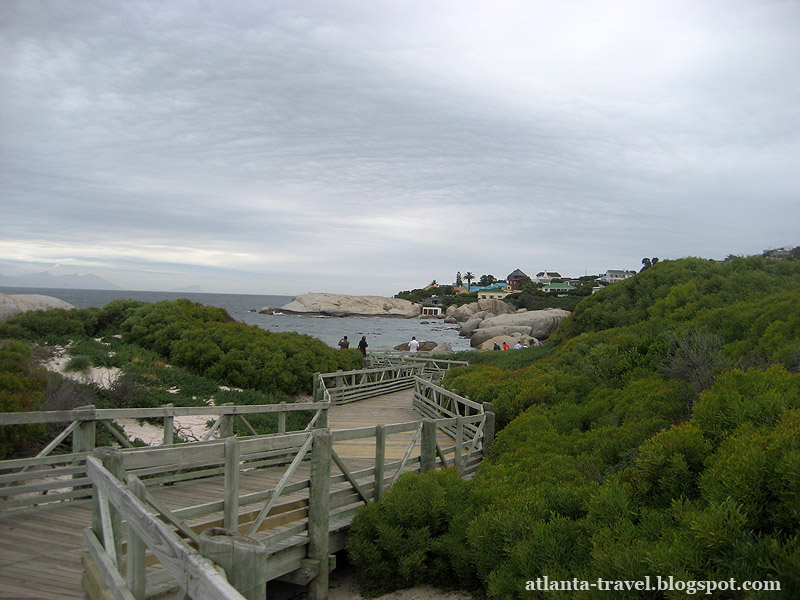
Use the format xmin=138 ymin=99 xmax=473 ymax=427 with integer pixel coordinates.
xmin=408 ymin=336 xmax=419 ymax=354
xmin=358 ymin=335 xmax=368 ymax=357
xmin=338 ymin=336 xmax=350 ymax=349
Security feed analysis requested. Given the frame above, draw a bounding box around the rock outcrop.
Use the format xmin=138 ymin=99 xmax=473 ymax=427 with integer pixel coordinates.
xmin=478 ymin=309 xmax=571 ymax=337
xmin=448 ymin=298 xmax=515 ymax=322
xmin=279 ymin=293 xmax=421 ymax=318
xmin=476 ymin=298 xmax=516 ymax=316
xmin=0 ymin=293 xmax=75 ymax=321
xmin=459 ymin=312 xmax=492 ymax=337
xmin=470 ymin=326 xmax=537 ymax=347
xmin=461 ymin=307 xmax=571 ymax=347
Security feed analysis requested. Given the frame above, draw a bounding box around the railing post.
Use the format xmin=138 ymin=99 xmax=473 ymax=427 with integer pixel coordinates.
xmin=308 ymin=429 xmax=332 ymax=600
xmin=420 ymin=419 xmax=436 ymax=473
xmin=278 ymin=402 xmax=287 ymax=433
xmin=163 ymin=403 xmax=174 ymax=445
xmin=454 ymin=416 xmax=463 ymax=475
xmin=482 ymin=402 xmax=496 ymax=458
xmin=127 ymin=476 xmax=147 ymax=600
xmin=199 ymin=528 xmax=267 ymax=600
xmin=313 ymin=373 xmax=321 ymax=402
xmin=224 ymin=436 xmax=241 ymax=531
xmin=374 ymin=425 xmax=386 ymax=501
xmin=334 ymin=370 xmax=343 ymax=403
xmin=220 ymin=403 xmax=234 ymax=438
xmin=72 ymin=404 xmax=96 ymax=456
xmin=92 ymin=447 xmax=124 ymax=562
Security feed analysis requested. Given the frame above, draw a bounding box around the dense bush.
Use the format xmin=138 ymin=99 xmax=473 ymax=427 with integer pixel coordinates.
xmin=349 ymin=256 xmax=800 ymax=598
xmin=0 ymin=341 xmax=48 ymax=458
xmin=118 ymin=299 xmax=361 ymax=395
xmin=347 ymin=469 xmax=477 ymax=596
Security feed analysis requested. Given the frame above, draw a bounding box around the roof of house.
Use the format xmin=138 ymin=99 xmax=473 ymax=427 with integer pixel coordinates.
xmin=536 ymin=271 xmax=562 ymax=278
xmin=507 ymin=269 xmax=528 ymax=278
xmin=476 ymin=282 xmax=510 ymax=292
xmin=543 ymin=282 xmax=575 ymax=290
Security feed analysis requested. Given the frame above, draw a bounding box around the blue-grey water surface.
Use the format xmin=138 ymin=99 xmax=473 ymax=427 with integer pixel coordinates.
xmin=0 ymin=287 xmax=472 ymax=352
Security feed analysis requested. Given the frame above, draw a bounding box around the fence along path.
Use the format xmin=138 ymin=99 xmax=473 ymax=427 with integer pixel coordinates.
xmin=0 ymin=363 xmax=490 ymax=600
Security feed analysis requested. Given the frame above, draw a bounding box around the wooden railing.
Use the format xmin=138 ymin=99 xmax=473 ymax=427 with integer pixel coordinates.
xmin=83 ymin=377 xmax=494 ymax=600
xmin=367 ymin=354 xmax=468 ymax=384
xmin=0 ymin=402 xmax=328 ymax=512
xmin=314 ymin=365 xmax=421 ymax=405
xmin=412 ymin=376 xmax=493 ymax=446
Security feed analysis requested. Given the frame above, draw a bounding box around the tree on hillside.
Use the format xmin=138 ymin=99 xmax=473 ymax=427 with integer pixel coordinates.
xmin=456 ymin=271 xmax=463 ymax=287
xmin=640 ymin=257 xmax=659 ymax=272
xmin=478 ymin=274 xmax=497 ymax=287
xmin=464 ymin=272 xmax=475 ymax=291
xmin=429 ymin=279 xmax=438 ymax=287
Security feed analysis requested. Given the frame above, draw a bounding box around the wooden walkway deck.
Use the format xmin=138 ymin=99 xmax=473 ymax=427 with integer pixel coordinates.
xmin=0 ymin=389 xmax=438 ymax=600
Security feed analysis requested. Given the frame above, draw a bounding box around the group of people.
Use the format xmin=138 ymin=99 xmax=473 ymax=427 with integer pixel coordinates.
xmin=338 ymin=335 xmax=420 ymax=356
xmin=337 ymin=335 xmax=370 ymax=356
xmin=493 ymin=340 xmax=527 ymax=350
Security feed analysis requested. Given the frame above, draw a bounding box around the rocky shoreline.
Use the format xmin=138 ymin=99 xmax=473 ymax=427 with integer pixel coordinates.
xmin=445 ymin=298 xmax=569 ymax=348
xmin=265 ymin=293 xmax=569 ymax=351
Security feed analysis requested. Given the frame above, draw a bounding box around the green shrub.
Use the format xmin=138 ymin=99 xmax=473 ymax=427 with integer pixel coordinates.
xmin=347 ymin=469 xmax=476 ymax=596
xmin=625 ymin=423 xmax=712 ymax=508
xmin=0 ymin=342 xmax=48 ymax=458
xmin=699 ymin=410 xmax=800 ymax=532
xmin=692 ymin=367 xmax=800 ymax=446
xmin=64 ymin=355 xmax=92 ymax=372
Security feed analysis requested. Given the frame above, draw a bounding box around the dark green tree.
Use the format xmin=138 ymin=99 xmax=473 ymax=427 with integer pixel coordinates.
xmin=464 ymin=271 xmax=475 ymax=291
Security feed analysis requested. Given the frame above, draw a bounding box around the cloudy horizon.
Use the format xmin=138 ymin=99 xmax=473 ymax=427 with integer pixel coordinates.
xmin=2 ymin=1 xmax=798 ymax=295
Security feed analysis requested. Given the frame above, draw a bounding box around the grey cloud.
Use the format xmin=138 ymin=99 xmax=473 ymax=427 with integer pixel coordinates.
xmin=1 ymin=0 xmax=798 ymax=294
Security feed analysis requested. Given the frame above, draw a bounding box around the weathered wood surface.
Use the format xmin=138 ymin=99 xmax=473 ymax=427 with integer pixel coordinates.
xmin=0 ymin=402 xmax=328 ymax=512
xmin=0 ymin=388 xmax=431 ymax=600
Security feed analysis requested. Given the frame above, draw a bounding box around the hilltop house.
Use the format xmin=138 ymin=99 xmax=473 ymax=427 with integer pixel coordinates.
xmin=506 ymin=269 xmax=529 ymax=290
xmin=597 ymin=269 xmax=636 ymax=284
xmin=536 ymin=271 xmax=562 ymax=285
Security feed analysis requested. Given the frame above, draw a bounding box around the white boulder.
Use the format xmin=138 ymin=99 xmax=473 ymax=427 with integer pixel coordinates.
xmin=280 ymin=293 xmax=421 ymax=318
xmin=0 ymin=293 xmax=76 ymax=321
xmin=478 ymin=308 xmax=571 ymax=338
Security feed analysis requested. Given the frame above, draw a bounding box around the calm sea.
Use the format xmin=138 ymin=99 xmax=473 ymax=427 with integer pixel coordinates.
xmin=0 ymin=287 xmax=472 ymax=352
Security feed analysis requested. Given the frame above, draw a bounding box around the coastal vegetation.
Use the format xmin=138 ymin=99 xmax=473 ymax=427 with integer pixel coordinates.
xmin=0 ymin=298 xmax=361 ymax=458
xmin=349 ymin=255 xmax=800 ymax=598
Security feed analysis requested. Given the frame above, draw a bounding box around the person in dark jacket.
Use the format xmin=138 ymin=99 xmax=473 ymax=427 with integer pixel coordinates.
xmin=358 ymin=336 xmax=368 ymax=357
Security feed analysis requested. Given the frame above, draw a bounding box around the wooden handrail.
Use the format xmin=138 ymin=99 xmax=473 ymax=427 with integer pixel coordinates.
xmin=0 ymin=402 xmax=330 ymax=425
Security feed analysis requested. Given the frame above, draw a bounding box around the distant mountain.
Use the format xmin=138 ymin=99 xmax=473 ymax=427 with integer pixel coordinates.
xmin=0 ymin=271 xmax=122 ymax=290
xmin=171 ymin=285 xmax=203 ymax=292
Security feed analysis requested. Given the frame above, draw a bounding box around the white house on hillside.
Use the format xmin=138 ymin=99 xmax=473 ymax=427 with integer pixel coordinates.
xmin=597 ymin=269 xmax=636 ymax=284
xmin=535 ymin=271 xmax=562 ymax=284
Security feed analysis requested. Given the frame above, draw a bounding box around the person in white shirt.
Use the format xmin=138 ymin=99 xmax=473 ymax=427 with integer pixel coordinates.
xmin=408 ymin=336 xmax=420 ymax=353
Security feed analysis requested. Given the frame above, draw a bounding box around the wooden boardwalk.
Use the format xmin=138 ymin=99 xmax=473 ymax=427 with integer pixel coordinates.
xmin=0 ymin=389 xmax=436 ymax=600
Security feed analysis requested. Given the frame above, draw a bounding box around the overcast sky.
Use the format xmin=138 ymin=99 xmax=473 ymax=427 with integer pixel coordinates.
xmin=2 ymin=1 xmax=798 ymax=295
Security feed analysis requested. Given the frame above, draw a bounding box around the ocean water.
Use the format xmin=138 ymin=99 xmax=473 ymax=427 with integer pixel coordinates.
xmin=0 ymin=287 xmax=472 ymax=352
